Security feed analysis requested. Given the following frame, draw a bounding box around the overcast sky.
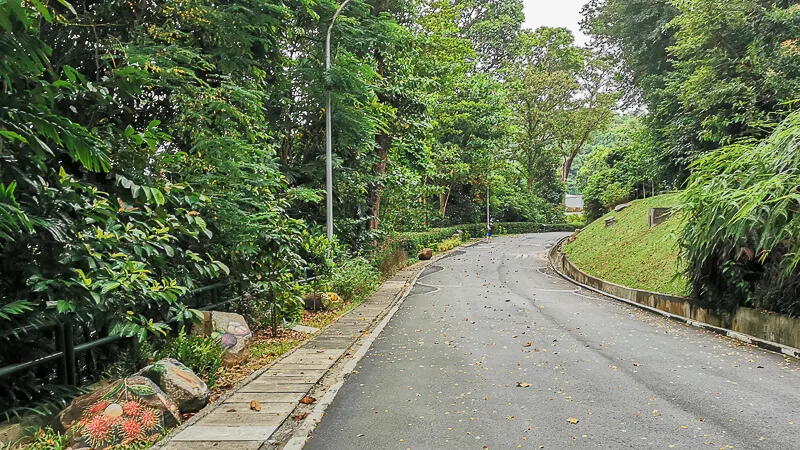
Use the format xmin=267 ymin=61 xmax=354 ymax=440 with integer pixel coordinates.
xmin=522 ymin=0 xmax=590 ymax=46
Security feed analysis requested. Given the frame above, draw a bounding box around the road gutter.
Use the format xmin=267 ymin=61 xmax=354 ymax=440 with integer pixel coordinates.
xmin=548 ymin=236 xmax=800 ymax=360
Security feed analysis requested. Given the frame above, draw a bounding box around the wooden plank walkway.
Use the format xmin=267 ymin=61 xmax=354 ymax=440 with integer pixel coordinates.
xmin=160 ymin=267 xmax=422 ymax=450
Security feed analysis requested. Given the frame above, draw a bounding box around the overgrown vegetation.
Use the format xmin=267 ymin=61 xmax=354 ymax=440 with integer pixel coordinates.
xmin=564 ymin=194 xmax=689 ymax=296
xmin=2 ymin=0 xmax=593 ymax=419
xmin=575 ymin=116 xmax=664 ymax=221
xmin=681 ymin=110 xmax=800 ymax=315
xmin=141 ymin=328 xmax=225 ymax=387
xmin=583 ymin=0 xmax=800 ymax=183
xmin=325 ymin=258 xmax=382 ymax=304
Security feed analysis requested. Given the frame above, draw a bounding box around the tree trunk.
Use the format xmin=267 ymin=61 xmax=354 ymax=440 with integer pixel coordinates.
xmin=280 ymin=131 xmax=292 ymax=166
xmin=561 ymin=128 xmax=592 ymax=183
xmin=561 ymin=152 xmax=577 ymax=183
xmin=368 ymin=133 xmax=389 ymax=230
xmin=439 ymin=186 xmax=452 ymax=217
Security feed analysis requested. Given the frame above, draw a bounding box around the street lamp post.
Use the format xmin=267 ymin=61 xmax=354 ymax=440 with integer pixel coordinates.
xmin=325 ymin=0 xmax=353 ymax=241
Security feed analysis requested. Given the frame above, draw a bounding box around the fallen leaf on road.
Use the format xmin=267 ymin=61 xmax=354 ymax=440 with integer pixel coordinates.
xmin=516 ymin=382 xmax=532 ymax=388
xmin=300 ymin=396 xmax=316 ymax=404
xmin=567 ymin=417 xmax=579 ymax=424
xmin=534 ymin=348 xmax=539 ymax=352
xmin=292 ymin=412 xmax=309 ymax=421
xmin=250 ymin=400 xmax=261 ymax=412
xmin=226 ymin=409 xmax=236 ymax=413
xmin=633 ymin=362 xmax=641 ymax=367
xmin=524 ymin=342 xmax=532 ymax=347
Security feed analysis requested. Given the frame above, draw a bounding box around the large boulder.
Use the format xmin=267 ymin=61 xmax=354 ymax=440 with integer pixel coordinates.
xmin=137 ymin=359 xmax=209 ymax=414
xmin=418 ymin=248 xmax=433 ymax=260
xmin=302 ymin=292 xmax=342 ymax=311
xmin=614 ymin=202 xmax=632 ymax=212
xmin=195 ymin=311 xmax=252 ymax=367
xmin=59 ymin=376 xmax=180 ymax=449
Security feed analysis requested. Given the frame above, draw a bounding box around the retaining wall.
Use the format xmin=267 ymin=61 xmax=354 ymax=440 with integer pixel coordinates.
xmin=550 ymin=239 xmax=800 ymax=357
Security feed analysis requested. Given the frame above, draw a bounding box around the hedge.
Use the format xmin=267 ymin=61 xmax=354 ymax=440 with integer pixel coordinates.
xmin=371 ymin=222 xmax=581 ymax=275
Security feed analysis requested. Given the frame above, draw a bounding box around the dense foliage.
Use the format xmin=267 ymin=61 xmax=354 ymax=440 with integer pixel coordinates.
xmin=578 ymin=0 xmax=800 ymax=315
xmin=584 ymin=0 xmax=800 ymax=182
xmin=2 ymin=0 xmax=602 ymax=420
xmin=681 ymin=111 xmax=800 ymax=315
xmin=575 ymin=116 xmax=663 ymax=221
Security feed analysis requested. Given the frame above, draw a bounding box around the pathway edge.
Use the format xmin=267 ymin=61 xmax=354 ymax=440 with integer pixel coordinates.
xmin=281 ymin=244 xmax=474 ymax=449
xmin=548 ymin=236 xmax=800 ymax=360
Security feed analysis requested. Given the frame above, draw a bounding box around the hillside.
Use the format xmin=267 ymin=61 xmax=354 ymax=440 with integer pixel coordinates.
xmin=563 ymin=193 xmax=689 ymax=296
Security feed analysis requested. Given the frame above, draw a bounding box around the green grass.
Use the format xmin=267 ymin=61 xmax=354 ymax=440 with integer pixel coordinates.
xmin=563 ymin=193 xmax=690 ymax=296
xmin=249 ymin=339 xmax=301 ymax=360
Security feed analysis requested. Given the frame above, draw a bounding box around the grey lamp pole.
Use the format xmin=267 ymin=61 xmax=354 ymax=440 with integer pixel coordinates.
xmin=325 ymin=0 xmax=353 ymax=241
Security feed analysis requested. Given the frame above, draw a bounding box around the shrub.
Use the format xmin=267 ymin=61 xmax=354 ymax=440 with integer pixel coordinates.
xmin=566 ymin=214 xmax=585 ymax=226
xmin=682 ymin=110 xmax=800 ymax=315
xmin=495 ymin=222 xmax=543 ymax=235
xmin=143 ymin=327 xmax=224 ymax=387
xmin=327 ymin=258 xmax=382 ymax=303
xmin=436 ymin=236 xmax=461 ymax=252
xmin=543 ymin=223 xmax=583 ymax=232
xmin=17 ymin=427 xmax=70 ymax=450
xmin=248 ymin=283 xmax=305 ymax=330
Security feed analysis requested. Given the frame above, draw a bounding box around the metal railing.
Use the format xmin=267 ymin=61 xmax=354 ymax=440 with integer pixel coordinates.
xmin=0 ymin=274 xmax=319 ymax=399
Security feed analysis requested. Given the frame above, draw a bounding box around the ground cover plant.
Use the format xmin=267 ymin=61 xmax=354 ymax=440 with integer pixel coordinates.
xmin=564 ymin=194 xmax=689 ymax=296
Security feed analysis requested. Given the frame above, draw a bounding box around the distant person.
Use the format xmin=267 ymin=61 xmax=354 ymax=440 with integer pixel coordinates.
xmin=487 ymin=221 xmax=496 ymax=242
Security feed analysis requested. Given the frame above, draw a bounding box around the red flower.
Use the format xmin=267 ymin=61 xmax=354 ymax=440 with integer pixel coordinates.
xmin=88 ymin=400 xmax=110 ymax=416
xmin=121 ymin=419 xmax=143 ymax=439
xmin=140 ymin=408 xmax=159 ymax=430
xmin=123 ymin=401 xmax=143 ymax=417
xmin=84 ymin=415 xmax=112 ymax=443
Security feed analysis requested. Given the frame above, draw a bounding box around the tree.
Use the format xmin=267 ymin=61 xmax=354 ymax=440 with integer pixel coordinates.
xmin=454 ymin=0 xmax=526 ymax=71
xmin=554 ymin=55 xmax=618 ymax=183
xmin=584 ymin=0 xmax=800 ymax=181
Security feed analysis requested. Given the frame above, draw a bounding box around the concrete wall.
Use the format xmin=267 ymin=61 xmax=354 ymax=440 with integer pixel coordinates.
xmin=550 ymin=241 xmax=800 ymax=355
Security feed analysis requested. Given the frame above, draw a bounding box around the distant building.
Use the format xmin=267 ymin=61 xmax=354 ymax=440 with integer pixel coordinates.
xmin=565 ymin=195 xmax=584 ymax=215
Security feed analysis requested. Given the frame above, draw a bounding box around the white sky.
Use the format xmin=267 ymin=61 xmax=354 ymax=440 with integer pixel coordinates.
xmin=522 ymin=0 xmax=590 ymax=46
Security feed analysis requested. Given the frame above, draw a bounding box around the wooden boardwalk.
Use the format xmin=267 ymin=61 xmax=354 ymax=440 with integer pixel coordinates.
xmin=159 ymin=270 xmax=421 ymax=449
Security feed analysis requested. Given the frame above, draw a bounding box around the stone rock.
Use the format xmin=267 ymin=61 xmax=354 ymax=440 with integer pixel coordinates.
xmin=614 ymin=202 xmax=632 ymax=212
xmin=418 ymin=248 xmax=433 ymax=260
xmin=291 ymin=324 xmax=320 ymax=334
xmin=605 ymin=216 xmax=617 ymax=228
xmin=195 ymin=311 xmax=252 ymax=367
xmin=649 ymin=207 xmax=673 ymax=227
xmin=59 ymin=376 xmax=180 ymax=449
xmin=302 ymin=292 xmax=342 ymax=311
xmin=137 ymin=358 xmax=209 ymax=414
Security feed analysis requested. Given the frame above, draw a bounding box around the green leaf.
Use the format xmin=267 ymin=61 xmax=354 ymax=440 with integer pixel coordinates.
xmin=56 ymin=300 xmax=74 ymax=313
xmin=102 ymin=382 xmax=125 ymax=399
xmin=128 ymin=384 xmax=156 ymax=397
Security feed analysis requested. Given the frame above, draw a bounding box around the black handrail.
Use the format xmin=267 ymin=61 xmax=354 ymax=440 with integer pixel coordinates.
xmin=0 ymin=274 xmax=318 ymax=382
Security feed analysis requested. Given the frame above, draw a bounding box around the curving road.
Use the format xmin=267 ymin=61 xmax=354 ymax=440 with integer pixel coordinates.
xmin=304 ymin=233 xmax=800 ymax=449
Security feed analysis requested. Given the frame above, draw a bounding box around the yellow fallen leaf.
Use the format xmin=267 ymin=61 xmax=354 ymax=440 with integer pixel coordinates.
xmin=567 ymin=417 xmax=579 ymax=424
xmin=250 ymin=400 xmax=261 ymax=412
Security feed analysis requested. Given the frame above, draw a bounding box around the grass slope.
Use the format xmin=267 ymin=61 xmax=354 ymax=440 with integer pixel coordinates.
xmin=563 ymin=193 xmax=689 ymax=296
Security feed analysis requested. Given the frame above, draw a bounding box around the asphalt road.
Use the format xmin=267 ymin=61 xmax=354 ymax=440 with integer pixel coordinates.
xmin=304 ymin=233 xmax=800 ymax=449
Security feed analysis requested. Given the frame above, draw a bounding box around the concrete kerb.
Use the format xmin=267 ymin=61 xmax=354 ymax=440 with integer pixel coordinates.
xmin=150 ymin=326 xmax=315 ymax=449
xmin=281 ymin=243 xmax=474 ymax=450
xmin=548 ymin=236 xmax=800 ymax=360
xmin=154 ymin=241 xmax=474 ymax=449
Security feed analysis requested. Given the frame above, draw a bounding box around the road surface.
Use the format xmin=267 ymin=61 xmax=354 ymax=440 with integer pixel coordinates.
xmin=305 ymin=233 xmax=800 ymax=449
